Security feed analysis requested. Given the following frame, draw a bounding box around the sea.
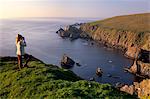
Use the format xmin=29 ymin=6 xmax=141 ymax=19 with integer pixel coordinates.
xmin=0 ymin=17 xmax=135 ymax=85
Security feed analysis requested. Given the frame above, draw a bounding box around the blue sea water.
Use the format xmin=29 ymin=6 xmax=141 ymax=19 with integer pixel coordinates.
xmin=0 ymin=17 xmax=134 ymax=85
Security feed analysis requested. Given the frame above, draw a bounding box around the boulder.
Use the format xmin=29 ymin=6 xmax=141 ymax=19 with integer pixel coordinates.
xmin=76 ymin=62 xmax=81 ymax=66
xmin=61 ymin=54 xmax=75 ymax=68
xmin=96 ymin=67 xmax=103 ymax=76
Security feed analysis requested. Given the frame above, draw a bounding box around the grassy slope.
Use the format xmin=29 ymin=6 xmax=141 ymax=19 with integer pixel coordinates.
xmin=90 ymin=13 xmax=150 ymax=32
xmin=82 ymin=13 xmax=150 ymax=50
xmin=0 ymin=57 xmax=135 ymax=98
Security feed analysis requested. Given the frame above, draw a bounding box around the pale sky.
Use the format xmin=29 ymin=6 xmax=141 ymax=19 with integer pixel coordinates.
xmin=0 ymin=0 xmax=150 ymax=19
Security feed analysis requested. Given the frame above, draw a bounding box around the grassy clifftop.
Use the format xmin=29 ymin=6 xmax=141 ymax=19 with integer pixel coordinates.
xmin=89 ymin=13 xmax=150 ymax=32
xmin=0 ymin=56 xmax=135 ymax=98
xmin=81 ymin=13 xmax=150 ymax=51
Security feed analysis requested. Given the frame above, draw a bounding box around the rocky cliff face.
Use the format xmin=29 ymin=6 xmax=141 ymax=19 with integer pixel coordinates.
xmin=80 ymin=24 xmax=149 ymax=58
xmin=80 ymin=13 xmax=150 ymax=56
xmin=80 ymin=13 xmax=150 ymax=59
xmin=130 ymin=61 xmax=150 ymax=78
xmin=80 ymin=20 xmax=150 ymax=71
xmin=120 ymin=79 xmax=150 ymax=98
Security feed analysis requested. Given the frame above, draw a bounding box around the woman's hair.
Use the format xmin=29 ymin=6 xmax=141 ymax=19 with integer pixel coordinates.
xmin=16 ymin=34 xmax=22 ymax=44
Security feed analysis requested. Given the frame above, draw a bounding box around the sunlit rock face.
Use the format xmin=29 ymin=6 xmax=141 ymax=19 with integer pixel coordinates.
xmin=120 ymin=79 xmax=150 ymax=98
xmin=130 ymin=61 xmax=150 ymax=78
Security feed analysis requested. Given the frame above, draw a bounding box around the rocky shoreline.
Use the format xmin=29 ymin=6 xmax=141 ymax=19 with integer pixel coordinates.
xmin=56 ymin=20 xmax=150 ymax=98
xmin=56 ymin=23 xmax=149 ymax=60
xmin=120 ymin=79 xmax=150 ymax=98
xmin=56 ymin=23 xmax=91 ymax=40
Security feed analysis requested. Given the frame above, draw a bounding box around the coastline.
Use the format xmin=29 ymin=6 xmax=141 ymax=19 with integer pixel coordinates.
xmin=80 ymin=22 xmax=150 ymax=78
xmin=0 ymin=13 xmax=149 ymax=98
xmin=55 ymin=13 xmax=150 ymax=98
xmin=79 ymin=14 xmax=150 ymax=98
xmin=56 ymin=20 xmax=150 ymax=78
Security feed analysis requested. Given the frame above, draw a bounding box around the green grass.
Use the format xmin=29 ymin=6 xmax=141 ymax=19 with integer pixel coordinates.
xmin=0 ymin=56 xmax=136 ymax=98
xmin=89 ymin=13 xmax=150 ymax=33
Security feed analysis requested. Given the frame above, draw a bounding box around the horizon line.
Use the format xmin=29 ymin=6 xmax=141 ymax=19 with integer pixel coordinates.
xmin=0 ymin=16 xmax=102 ymax=20
xmin=0 ymin=12 xmax=149 ymax=20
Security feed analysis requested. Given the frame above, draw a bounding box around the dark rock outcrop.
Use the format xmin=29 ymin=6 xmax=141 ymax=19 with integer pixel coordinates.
xmin=56 ymin=28 xmax=70 ymax=37
xmin=56 ymin=25 xmax=91 ymax=39
xmin=67 ymin=26 xmax=81 ymax=39
xmin=80 ymin=31 xmax=90 ymax=39
xmin=76 ymin=63 xmax=81 ymax=66
xmin=60 ymin=54 xmax=75 ymax=68
xmin=96 ymin=67 xmax=103 ymax=76
xmin=56 ymin=25 xmax=82 ymax=39
xmin=138 ymin=49 xmax=150 ymax=63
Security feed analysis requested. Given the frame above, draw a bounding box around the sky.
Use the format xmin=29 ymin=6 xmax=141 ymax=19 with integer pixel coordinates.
xmin=0 ymin=0 xmax=150 ymax=19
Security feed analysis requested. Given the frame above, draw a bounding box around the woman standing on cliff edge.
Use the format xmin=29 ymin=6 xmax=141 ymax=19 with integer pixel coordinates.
xmin=16 ymin=34 xmax=30 ymax=70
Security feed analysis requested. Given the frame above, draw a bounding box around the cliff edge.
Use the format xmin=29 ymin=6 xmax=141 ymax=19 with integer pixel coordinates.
xmin=0 ymin=56 xmax=134 ymax=98
xmin=80 ymin=13 xmax=150 ymax=58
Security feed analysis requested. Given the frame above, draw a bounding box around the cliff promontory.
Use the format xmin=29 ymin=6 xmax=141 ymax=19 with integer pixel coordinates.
xmin=80 ymin=13 xmax=150 ymax=59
